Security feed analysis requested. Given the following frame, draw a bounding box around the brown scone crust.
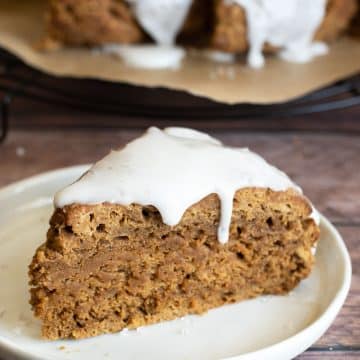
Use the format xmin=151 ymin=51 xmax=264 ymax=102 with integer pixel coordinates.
xmin=44 ymin=0 xmax=145 ymax=48
xmin=349 ymin=5 xmax=360 ymax=37
xmin=211 ymin=0 xmax=358 ymax=53
xmin=315 ymin=0 xmax=358 ymax=42
xmin=29 ymin=188 xmax=319 ymax=340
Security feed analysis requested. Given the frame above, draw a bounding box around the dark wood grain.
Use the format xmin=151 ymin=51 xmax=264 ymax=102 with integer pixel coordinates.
xmin=299 ymin=352 xmax=360 ymax=359
xmin=0 ymin=129 xmax=359 ymax=359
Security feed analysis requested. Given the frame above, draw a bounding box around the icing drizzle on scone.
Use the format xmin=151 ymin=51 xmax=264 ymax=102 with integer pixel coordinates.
xmin=55 ymin=127 xmax=319 ymax=243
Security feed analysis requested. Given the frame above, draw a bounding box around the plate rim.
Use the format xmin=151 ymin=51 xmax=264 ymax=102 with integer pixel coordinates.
xmin=228 ymin=213 xmax=352 ymax=360
xmin=0 ymin=165 xmax=353 ymax=360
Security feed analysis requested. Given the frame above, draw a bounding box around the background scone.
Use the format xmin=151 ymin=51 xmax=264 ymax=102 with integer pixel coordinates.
xmin=29 ymin=127 xmax=320 ymax=340
xmin=44 ymin=0 xmax=357 ymax=52
xmin=212 ymin=0 xmax=358 ymax=53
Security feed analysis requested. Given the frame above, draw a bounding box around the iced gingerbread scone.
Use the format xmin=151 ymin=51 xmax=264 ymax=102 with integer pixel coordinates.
xmin=42 ymin=0 xmax=357 ymax=68
xmin=29 ymin=127 xmax=320 ymax=340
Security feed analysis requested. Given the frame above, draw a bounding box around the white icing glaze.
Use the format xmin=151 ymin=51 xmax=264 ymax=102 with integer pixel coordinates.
xmin=127 ymin=0 xmax=192 ymax=45
xmin=102 ymin=44 xmax=185 ymax=70
xmin=101 ymin=0 xmax=192 ymax=69
xmin=100 ymin=0 xmax=327 ymax=69
xmin=55 ymin=127 xmax=318 ymax=243
xmin=227 ymin=0 xmax=328 ymax=68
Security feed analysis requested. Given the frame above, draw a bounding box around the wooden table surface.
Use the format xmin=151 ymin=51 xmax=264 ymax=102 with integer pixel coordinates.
xmin=0 ymin=107 xmax=359 ymax=359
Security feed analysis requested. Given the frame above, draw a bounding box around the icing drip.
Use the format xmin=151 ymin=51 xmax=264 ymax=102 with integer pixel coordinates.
xmin=227 ymin=0 xmax=328 ymax=68
xmin=101 ymin=44 xmax=185 ymax=70
xmin=55 ymin=127 xmax=318 ymax=243
xmin=101 ymin=0 xmax=192 ymax=69
xmin=127 ymin=0 xmax=192 ymax=45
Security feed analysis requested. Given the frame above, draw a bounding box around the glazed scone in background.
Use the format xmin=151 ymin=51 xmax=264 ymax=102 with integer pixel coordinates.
xmin=29 ymin=128 xmax=320 ymax=340
xmin=44 ymin=0 xmax=357 ymax=50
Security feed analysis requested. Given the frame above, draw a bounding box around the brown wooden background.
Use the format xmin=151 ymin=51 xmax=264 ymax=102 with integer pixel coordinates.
xmin=0 ymin=90 xmax=359 ymax=359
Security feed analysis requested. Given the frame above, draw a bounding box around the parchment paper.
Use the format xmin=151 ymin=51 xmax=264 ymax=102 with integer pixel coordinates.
xmin=0 ymin=0 xmax=359 ymax=104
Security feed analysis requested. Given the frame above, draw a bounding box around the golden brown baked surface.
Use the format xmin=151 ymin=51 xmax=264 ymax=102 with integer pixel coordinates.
xmin=315 ymin=0 xmax=358 ymax=42
xmin=29 ymin=188 xmax=319 ymax=340
xmin=45 ymin=0 xmax=145 ymax=47
xmin=43 ymin=0 xmax=358 ymax=51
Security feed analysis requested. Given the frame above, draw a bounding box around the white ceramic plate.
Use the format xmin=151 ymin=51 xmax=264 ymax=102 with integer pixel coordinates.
xmin=0 ymin=166 xmax=352 ymax=360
